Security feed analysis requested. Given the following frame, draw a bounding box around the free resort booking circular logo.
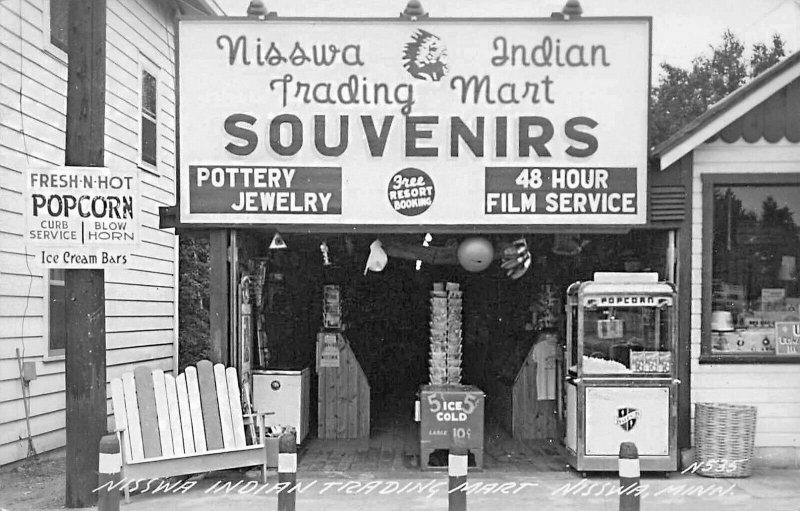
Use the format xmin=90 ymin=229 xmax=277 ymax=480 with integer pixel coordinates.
xmin=387 ymin=167 xmax=435 ymax=217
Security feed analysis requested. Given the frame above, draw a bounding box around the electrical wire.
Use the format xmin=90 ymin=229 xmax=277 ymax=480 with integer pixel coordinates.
xmin=14 ymin=0 xmax=38 ymax=460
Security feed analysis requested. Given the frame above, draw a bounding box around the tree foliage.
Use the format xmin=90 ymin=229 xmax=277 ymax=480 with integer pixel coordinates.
xmin=178 ymin=234 xmax=211 ymax=371
xmin=650 ymin=30 xmax=787 ymax=148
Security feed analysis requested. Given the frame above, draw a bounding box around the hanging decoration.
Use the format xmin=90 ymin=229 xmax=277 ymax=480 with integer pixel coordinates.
xmin=456 ymin=237 xmax=494 ymax=272
xmin=363 ymin=239 xmax=388 ymax=275
xmin=269 ymin=232 xmax=287 ymax=250
xmin=320 ymin=241 xmax=331 ymax=266
xmin=416 ymin=233 xmax=433 ymax=271
xmin=500 ymin=237 xmax=532 ymax=279
xmin=552 ymin=233 xmax=587 ymax=256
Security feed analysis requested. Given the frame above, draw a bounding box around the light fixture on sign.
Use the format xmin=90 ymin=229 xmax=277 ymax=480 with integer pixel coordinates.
xmin=246 ymin=0 xmax=277 ymax=19
xmin=400 ymin=0 xmax=428 ymax=20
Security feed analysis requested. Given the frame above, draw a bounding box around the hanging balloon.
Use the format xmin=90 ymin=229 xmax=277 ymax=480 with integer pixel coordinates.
xmin=457 ymin=237 xmax=494 ymax=272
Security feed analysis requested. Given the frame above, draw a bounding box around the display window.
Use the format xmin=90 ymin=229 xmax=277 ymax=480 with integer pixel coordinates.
xmin=702 ymin=173 xmax=800 ymax=361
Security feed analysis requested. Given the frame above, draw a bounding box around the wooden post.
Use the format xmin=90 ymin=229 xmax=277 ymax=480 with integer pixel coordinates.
xmin=448 ymin=445 xmax=468 ymax=511
xmin=97 ymin=434 xmax=121 ymax=511
xmin=209 ymin=230 xmax=230 ymax=364
xmin=64 ymin=0 xmax=107 ymax=507
xmin=278 ymin=431 xmax=297 ymax=511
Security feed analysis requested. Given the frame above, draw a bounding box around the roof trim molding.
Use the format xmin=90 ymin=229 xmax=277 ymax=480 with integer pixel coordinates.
xmin=656 ymin=53 xmax=800 ymax=171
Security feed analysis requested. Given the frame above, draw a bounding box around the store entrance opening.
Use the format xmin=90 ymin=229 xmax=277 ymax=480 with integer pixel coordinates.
xmin=234 ymin=230 xmax=669 ymax=472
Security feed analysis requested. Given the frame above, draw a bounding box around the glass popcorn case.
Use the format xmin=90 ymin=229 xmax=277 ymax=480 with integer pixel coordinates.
xmin=565 ymin=273 xmax=679 ymax=473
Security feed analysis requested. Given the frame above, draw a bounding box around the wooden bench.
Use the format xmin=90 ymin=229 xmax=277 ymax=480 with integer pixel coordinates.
xmin=110 ymin=360 xmax=274 ymax=502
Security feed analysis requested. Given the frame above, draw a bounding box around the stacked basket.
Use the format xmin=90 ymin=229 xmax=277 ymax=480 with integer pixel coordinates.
xmin=429 ymin=282 xmax=463 ymax=384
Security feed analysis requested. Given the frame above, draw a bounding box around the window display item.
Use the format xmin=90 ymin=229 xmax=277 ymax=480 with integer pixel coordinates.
xmin=532 ymin=336 xmax=558 ymax=400
xmin=320 ymin=241 xmax=331 ymax=266
xmin=530 ymin=284 xmax=563 ymax=330
xmin=322 ymin=285 xmax=342 ymax=330
xmin=710 ymin=311 xmax=735 ymax=332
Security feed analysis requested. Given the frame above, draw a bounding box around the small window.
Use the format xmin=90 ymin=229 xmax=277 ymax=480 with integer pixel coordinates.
xmin=702 ymin=173 xmax=800 ymax=361
xmin=140 ymin=56 xmax=159 ymax=172
xmin=48 ymin=269 xmax=67 ymax=355
xmin=43 ymin=0 xmax=69 ymax=61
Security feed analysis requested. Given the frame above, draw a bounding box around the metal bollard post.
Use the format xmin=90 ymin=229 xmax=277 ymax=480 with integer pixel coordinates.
xmin=618 ymin=442 xmax=640 ymax=511
xmin=97 ymin=434 xmax=121 ymax=511
xmin=448 ymin=446 xmax=468 ymax=511
xmin=278 ymin=431 xmax=297 ymax=511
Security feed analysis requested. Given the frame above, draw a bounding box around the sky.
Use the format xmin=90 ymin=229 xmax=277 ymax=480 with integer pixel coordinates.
xmin=214 ymin=0 xmax=800 ymax=79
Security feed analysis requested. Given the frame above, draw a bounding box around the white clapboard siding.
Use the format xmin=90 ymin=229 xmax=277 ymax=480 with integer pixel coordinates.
xmin=106 ymin=269 xmax=174 ymax=288
xmin=690 ymin=139 xmax=800 ymax=449
xmin=0 ymin=392 xmax=64 ymax=427
xmin=0 ymin=427 xmax=65 ymax=467
xmin=0 ymin=0 xmax=204 ymax=466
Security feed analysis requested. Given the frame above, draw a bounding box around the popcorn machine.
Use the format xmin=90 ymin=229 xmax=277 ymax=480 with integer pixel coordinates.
xmin=565 ymin=273 xmax=679 ymax=473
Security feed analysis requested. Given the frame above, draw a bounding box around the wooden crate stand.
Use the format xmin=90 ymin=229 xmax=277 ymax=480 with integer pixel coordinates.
xmin=316 ymin=333 xmax=370 ymax=439
xmin=419 ymin=385 xmax=484 ymax=470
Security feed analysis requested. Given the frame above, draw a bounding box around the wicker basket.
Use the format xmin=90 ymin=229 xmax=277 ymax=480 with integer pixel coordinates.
xmin=694 ymin=402 xmax=757 ymax=478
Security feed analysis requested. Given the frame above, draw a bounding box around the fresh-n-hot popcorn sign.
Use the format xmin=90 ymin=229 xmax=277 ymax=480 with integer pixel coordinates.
xmin=25 ymin=167 xmax=139 ymax=267
xmin=178 ymin=18 xmax=650 ymax=227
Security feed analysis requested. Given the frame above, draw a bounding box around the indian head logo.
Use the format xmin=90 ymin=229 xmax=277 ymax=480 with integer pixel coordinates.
xmin=616 ymin=408 xmax=641 ymax=432
xmin=402 ymin=29 xmax=449 ymax=81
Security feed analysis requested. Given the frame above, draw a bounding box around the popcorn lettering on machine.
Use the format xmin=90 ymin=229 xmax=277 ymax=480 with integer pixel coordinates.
xmin=565 ymin=272 xmax=679 ymax=473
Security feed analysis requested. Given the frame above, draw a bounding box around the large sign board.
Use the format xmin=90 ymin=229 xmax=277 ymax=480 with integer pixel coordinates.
xmin=25 ymin=167 xmax=140 ymax=267
xmin=178 ymin=18 xmax=650 ymax=228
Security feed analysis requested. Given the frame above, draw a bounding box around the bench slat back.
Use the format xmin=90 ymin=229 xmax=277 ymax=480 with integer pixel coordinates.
xmin=214 ymin=363 xmax=236 ymax=449
xmin=175 ymin=373 xmax=196 ymax=454
xmin=110 ymin=378 xmax=133 ymax=462
xmin=111 ymin=361 xmax=248 ymax=462
xmin=197 ymin=360 xmax=224 ymax=450
xmin=164 ymin=372 xmax=185 ymax=456
xmin=121 ymin=372 xmax=145 ymax=461
xmin=134 ymin=366 xmax=162 ymax=459
xmin=185 ymin=366 xmax=207 ymax=453
xmin=152 ymin=370 xmax=174 ymax=457
xmin=226 ymin=368 xmax=247 ymax=448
